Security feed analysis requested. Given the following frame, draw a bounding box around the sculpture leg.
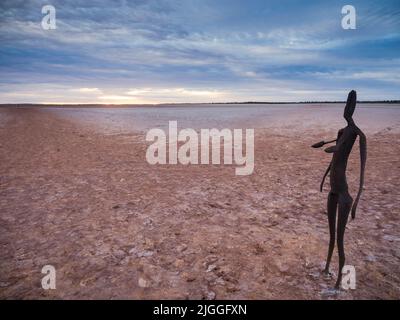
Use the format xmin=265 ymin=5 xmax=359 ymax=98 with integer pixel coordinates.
xmin=335 ymin=191 xmax=353 ymax=289
xmin=323 ymin=192 xmax=338 ymax=274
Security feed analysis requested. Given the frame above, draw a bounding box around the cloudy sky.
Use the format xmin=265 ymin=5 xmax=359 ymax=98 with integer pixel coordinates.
xmin=0 ymin=0 xmax=399 ymax=103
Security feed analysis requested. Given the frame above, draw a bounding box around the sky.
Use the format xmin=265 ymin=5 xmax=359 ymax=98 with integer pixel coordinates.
xmin=0 ymin=0 xmax=399 ymax=104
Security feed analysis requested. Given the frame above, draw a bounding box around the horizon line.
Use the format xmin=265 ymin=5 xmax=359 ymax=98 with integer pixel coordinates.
xmin=1 ymin=100 xmax=400 ymax=106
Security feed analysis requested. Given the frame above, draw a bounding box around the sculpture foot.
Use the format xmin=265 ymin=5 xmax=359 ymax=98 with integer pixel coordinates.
xmin=321 ymin=269 xmax=335 ymax=280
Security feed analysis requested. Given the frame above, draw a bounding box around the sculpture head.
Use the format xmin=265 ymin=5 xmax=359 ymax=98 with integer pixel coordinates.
xmin=344 ymin=90 xmax=357 ymax=123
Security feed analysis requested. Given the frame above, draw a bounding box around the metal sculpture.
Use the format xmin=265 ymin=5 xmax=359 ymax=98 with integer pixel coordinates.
xmin=312 ymin=90 xmax=367 ymax=289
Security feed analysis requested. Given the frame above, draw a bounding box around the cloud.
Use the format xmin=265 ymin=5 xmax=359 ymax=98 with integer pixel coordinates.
xmin=74 ymin=87 xmax=102 ymax=93
xmin=126 ymin=87 xmax=224 ymax=97
xmin=97 ymin=95 xmax=130 ymax=100
xmin=96 ymin=87 xmax=226 ymax=104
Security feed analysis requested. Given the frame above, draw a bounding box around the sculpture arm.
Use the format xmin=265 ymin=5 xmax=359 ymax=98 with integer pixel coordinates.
xmin=311 ymin=139 xmax=337 ymax=148
xmin=324 ymin=129 xmax=345 ymax=153
xmin=325 ymin=137 xmax=345 ymax=153
xmin=320 ymin=163 xmax=331 ymax=192
xmin=351 ymin=130 xmax=367 ymax=219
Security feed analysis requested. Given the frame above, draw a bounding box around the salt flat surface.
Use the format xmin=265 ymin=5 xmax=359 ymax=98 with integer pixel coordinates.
xmin=2 ymin=103 xmax=400 ymax=135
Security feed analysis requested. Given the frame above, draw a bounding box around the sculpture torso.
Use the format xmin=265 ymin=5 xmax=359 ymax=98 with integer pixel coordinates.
xmin=330 ymin=125 xmax=358 ymax=193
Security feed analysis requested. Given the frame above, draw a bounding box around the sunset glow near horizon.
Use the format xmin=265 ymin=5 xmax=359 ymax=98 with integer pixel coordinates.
xmin=0 ymin=0 xmax=399 ymax=104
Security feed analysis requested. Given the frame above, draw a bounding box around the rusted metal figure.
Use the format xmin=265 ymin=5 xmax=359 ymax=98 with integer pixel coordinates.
xmin=312 ymin=90 xmax=367 ymax=289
